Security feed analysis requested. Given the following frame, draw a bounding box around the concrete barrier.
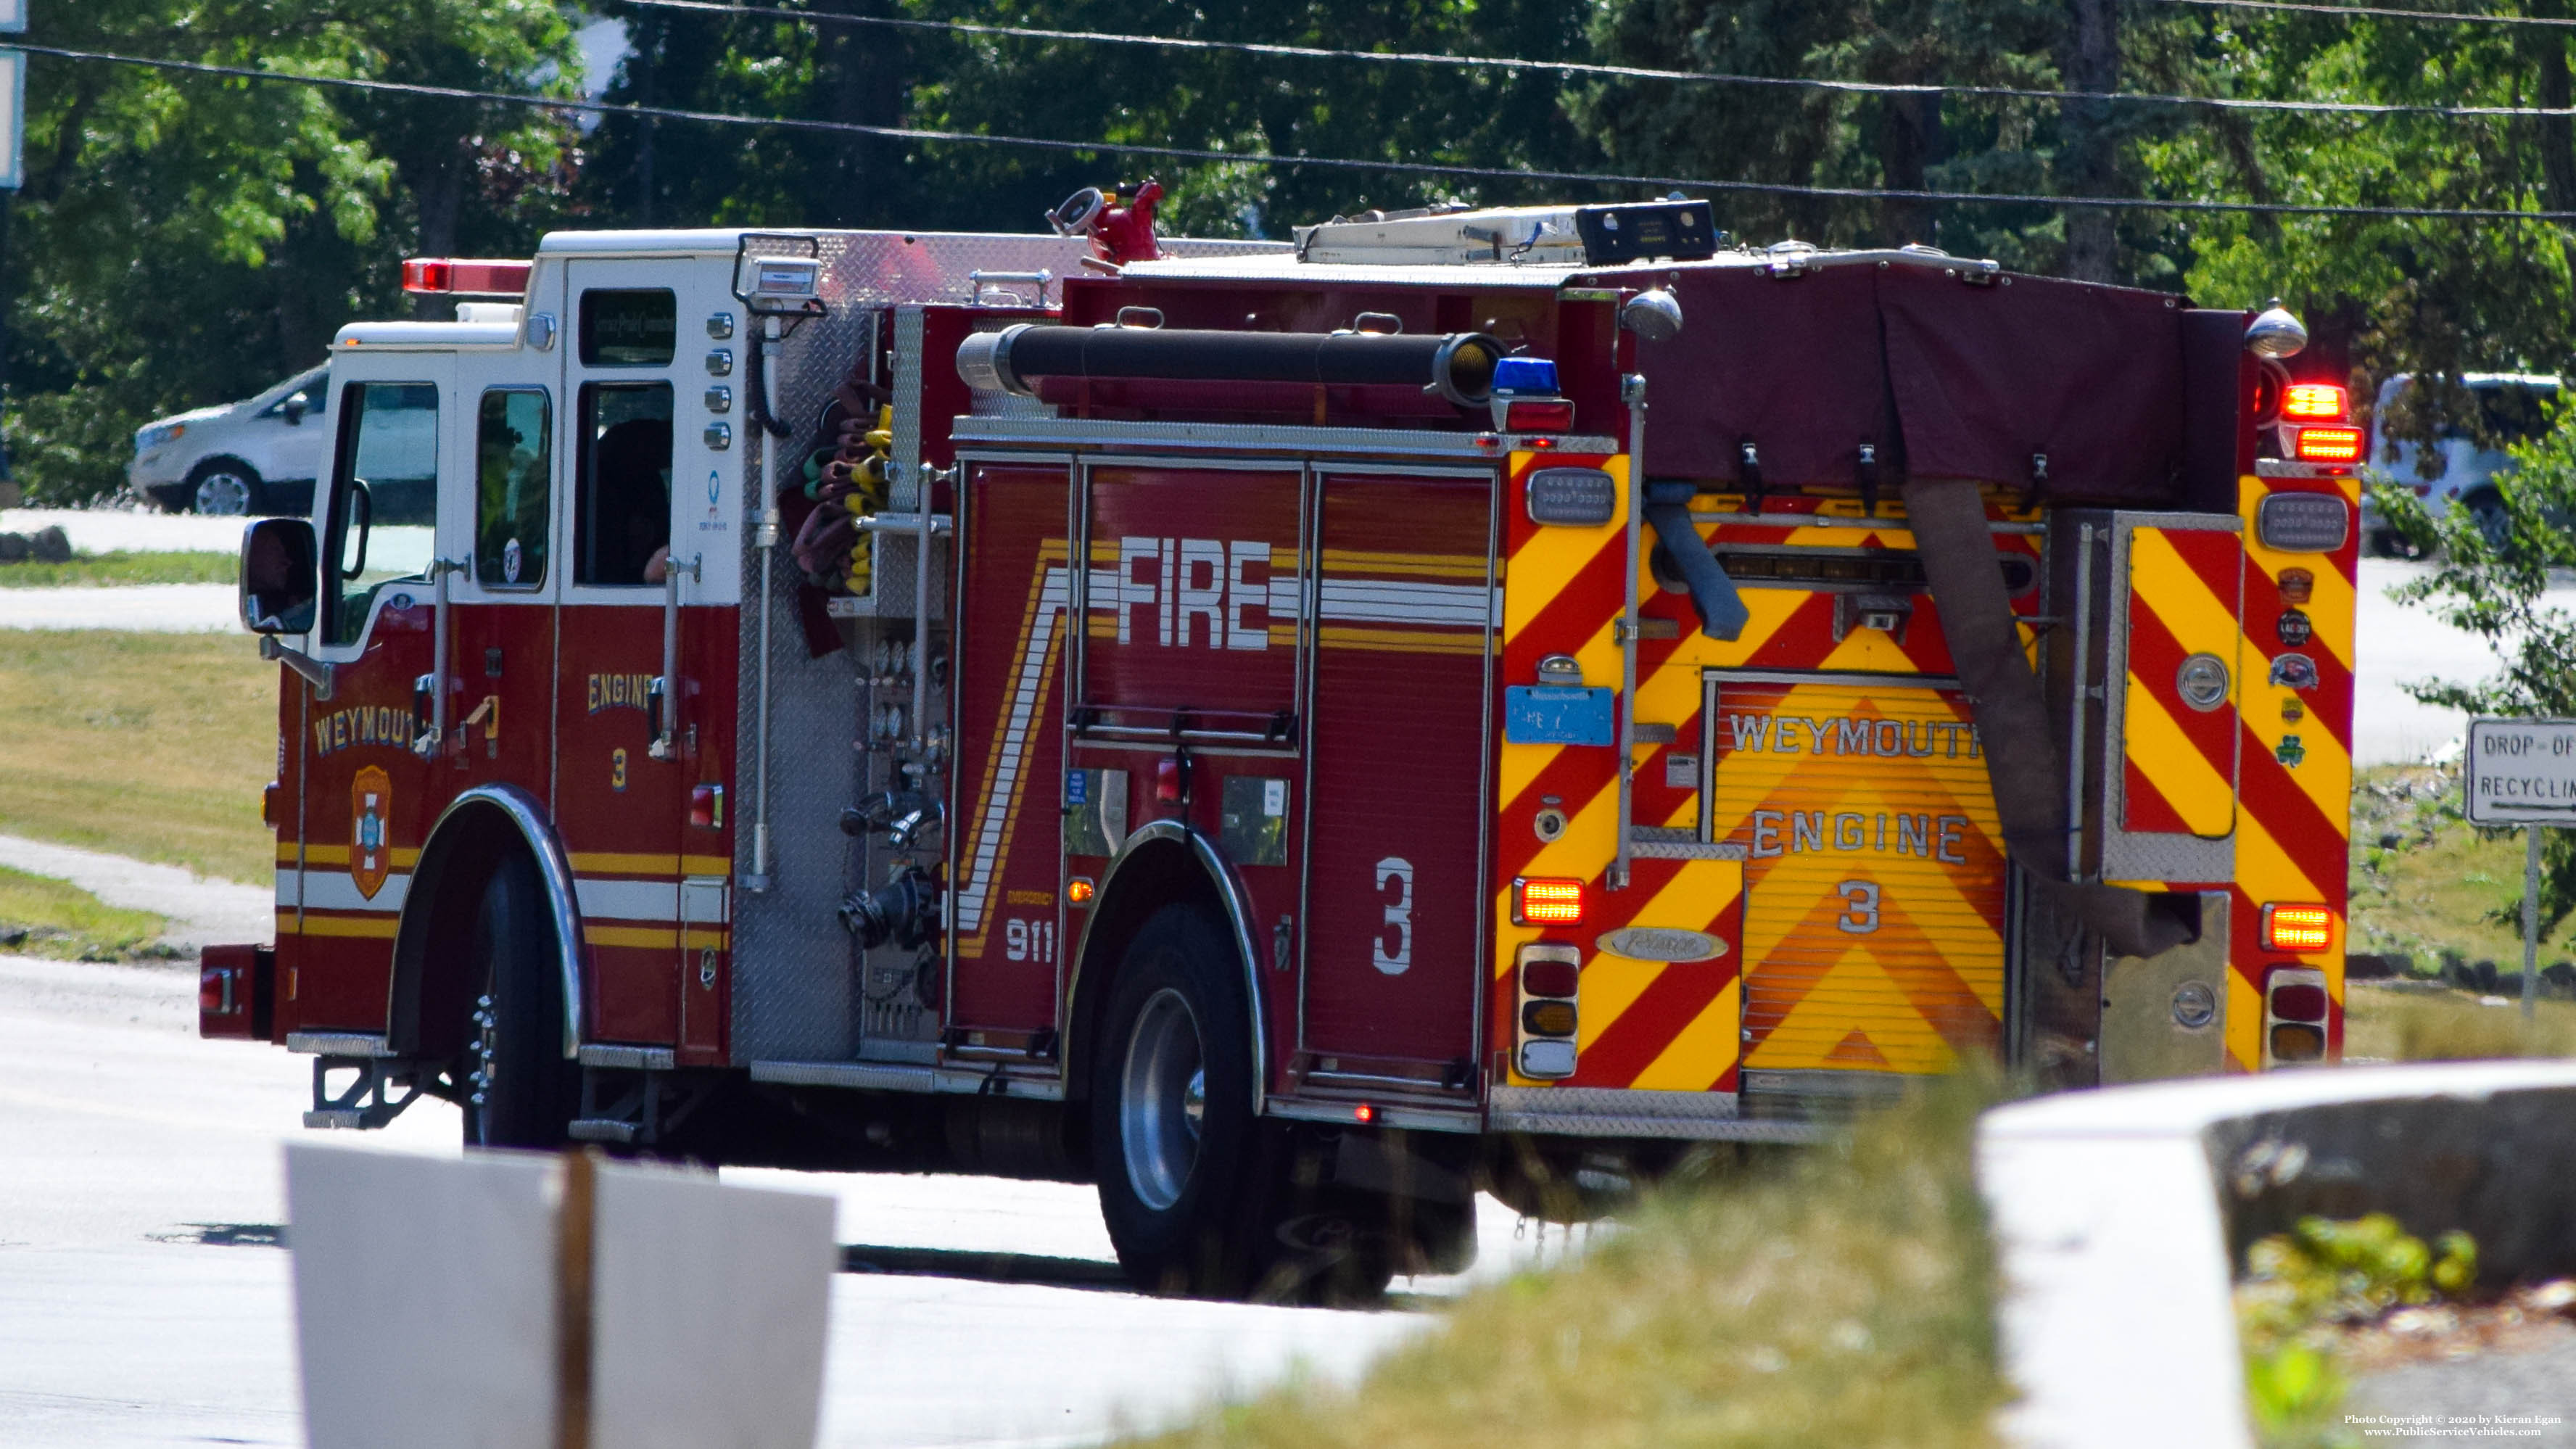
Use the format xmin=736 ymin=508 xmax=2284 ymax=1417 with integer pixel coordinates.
xmin=1977 ymin=1061 xmax=2576 ymax=1449
xmin=286 ymin=1142 xmax=837 ymax=1449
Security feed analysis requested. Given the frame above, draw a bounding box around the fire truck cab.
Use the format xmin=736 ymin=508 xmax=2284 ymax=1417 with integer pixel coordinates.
xmin=211 ymin=197 xmax=2356 ymax=1298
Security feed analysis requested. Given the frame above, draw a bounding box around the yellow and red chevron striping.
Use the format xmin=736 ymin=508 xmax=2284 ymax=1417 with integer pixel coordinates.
xmin=1491 ymin=457 xmax=2044 ymax=1094
xmin=2116 ymin=526 xmax=2245 ymax=841
xmin=2229 ymin=473 xmax=2358 ymax=1065
xmin=2121 ymin=596 xmax=2241 ymax=835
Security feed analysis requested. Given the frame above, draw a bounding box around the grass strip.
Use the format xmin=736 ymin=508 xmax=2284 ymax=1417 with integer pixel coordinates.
xmin=0 ymin=864 xmax=173 ymax=961
xmin=2343 ymin=981 xmax=2576 ymax=1062
xmin=2350 ymin=761 xmax=2575 ymax=970
xmin=0 ymin=550 xmax=239 ymax=587
xmin=1122 ymin=1076 xmax=2005 ymax=1449
xmin=0 ymin=630 xmax=276 ymax=883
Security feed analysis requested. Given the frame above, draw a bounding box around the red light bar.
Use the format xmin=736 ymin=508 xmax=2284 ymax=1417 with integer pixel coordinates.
xmin=2292 ymin=426 xmax=2364 ymax=464
xmin=1514 ymin=877 xmax=1585 ymax=926
xmin=402 ymin=257 xmax=532 ymax=297
xmin=2281 ymin=384 xmax=2348 ymax=420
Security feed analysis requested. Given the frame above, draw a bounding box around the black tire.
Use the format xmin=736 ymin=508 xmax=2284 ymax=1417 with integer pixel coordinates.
xmin=461 ymin=853 xmax=579 ymax=1148
xmin=1091 ymin=904 xmax=1268 ymax=1296
xmin=1393 ymin=1194 xmax=1479 ymax=1278
xmin=185 ymin=458 xmax=265 ymax=516
xmin=2366 ymin=528 xmax=2424 ymax=561
xmin=2467 ymin=490 xmax=2514 ymax=553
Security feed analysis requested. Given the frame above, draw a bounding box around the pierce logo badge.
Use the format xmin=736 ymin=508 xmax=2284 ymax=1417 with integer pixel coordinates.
xmin=350 ymin=765 xmax=392 ymax=900
xmin=1597 ymin=926 xmax=1727 ymax=962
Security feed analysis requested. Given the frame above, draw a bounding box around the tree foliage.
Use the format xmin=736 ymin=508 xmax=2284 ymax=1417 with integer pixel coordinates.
xmin=8 ymin=1 xmax=578 ymax=503
xmin=2374 ymin=426 xmax=2576 ymax=932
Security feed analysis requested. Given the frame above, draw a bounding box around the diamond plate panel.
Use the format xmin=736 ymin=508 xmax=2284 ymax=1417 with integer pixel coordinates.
xmin=728 ymin=515 xmax=864 ymax=1064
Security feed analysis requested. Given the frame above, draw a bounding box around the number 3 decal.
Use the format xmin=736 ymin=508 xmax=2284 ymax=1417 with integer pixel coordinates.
xmin=1836 ymin=880 xmax=1882 ymax=935
xmin=1373 ymin=857 xmax=1414 ymax=974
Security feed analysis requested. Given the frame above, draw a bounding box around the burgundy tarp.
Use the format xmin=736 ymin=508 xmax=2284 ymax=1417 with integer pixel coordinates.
xmin=1606 ymin=260 xmax=2195 ymax=506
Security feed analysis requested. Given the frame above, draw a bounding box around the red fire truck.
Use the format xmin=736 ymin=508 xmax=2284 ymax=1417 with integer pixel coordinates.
xmin=207 ymin=188 xmax=2358 ymax=1297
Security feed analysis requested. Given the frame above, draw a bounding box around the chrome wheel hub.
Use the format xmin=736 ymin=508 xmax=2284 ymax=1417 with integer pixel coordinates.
xmin=194 ymin=472 xmax=252 ymax=516
xmin=1119 ymin=988 xmax=1205 ymax=1213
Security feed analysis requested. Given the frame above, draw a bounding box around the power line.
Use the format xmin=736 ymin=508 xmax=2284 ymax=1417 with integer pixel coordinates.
xmin=21 ymin=39 xmax=2576 ymax=223
xmin=2155 ymin=0 xmax=2576 ymax=28
xmin=605 ymin=0 xmax=2576 ymax=119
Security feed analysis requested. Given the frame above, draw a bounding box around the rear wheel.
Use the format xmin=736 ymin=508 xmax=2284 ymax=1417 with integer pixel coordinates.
xmin=461 ymin=853 xmax=578 ymax=1148
xmin=187 ymin=460 xmax=264 ymax=516
xmin=1092 ymin=904 xmax=1267 ymax=1296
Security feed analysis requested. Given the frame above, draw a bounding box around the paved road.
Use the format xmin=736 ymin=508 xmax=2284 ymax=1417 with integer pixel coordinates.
xmin=0 ymin=953 xmax=1577 ymax=1448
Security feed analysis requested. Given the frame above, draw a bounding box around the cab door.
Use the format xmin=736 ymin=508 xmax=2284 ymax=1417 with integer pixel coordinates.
xmin=550 ymin=263 xmax=737 ymax=1060
xmin=436 ymin=352 xmax=562 ymax=821
xmin=280 ymin=357 xmax=452 ymax=1036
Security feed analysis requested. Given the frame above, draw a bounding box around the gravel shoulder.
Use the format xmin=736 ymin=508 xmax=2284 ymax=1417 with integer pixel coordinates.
xmin=2348 ymin=1331 xmax=2576 ymax=1445
xmin=0 ymin=835 xmax=268 ymax=953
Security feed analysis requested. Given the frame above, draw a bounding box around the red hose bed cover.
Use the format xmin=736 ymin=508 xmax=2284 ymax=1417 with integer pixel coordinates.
xmin=1607 ymin=261 xmax=2200 ymax=507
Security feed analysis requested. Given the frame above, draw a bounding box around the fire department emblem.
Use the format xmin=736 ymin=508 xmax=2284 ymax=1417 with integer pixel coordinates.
xmin=350 ymin=766 xmax=392 ymax=899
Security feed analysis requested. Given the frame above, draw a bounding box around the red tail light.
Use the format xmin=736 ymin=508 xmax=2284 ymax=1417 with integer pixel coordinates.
xmin=2293 ymin=426 xmax=2365 ymax=464
xmin=1502 ymin=398 xmax=1577 ymax=433
xmin=2281 ymin=384 xmax=2348 ymax=420
xmin=199 ymin=966 xmax=234 ymax=1015
xmin=2263 ymin=965 xmax=2332 ymax=1067
xmin=2269 ymin=982 xmax=2328 ymax=1023
xmin=1514 ymin=943 xmax=1581 ymax=1080
xmin=689 ymin=783 xmax=725 ymax=830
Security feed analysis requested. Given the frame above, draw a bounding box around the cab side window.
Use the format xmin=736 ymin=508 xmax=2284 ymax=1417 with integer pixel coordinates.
xmin=580 ymin=290 xmax=677 ymax=367
xmin=474 ymin=389 xmax=553 ymax=590
xmin=575 ymin=382 xmax=674 ymax=586
xmin=324 ymin=381 xmax=438 ymax=645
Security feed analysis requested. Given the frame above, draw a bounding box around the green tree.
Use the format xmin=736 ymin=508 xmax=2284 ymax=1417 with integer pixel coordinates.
xmin=7 ymin=1 xmax=579 ymax=504
xmin=1573 ymin=0 xmax=2211 ymax=286
xmin=580 ymin=0 xmax=1604 ymax=241
xmin=2142 ymin=9 xmax=2576 ymax=417
xmin=2374 ymin=422 xmax=2576 ymax=933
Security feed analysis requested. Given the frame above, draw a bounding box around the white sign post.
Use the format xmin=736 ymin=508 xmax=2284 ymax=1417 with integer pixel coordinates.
xmin=2462 ymin=719 xmax=2576 ymax=1019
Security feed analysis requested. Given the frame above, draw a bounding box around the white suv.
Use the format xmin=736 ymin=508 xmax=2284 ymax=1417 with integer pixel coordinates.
xmin=128 ymin=364 xmax=329 ymax=516
xmin=2361 ymin=372 xmax=2559 ymax=554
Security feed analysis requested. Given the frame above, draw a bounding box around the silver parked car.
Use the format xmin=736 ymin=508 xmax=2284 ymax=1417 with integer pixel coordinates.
xmin=128 ymin=364 xmax=329 ymax=516
xmin=2361 ymin=371 xmax=2560 ymax=554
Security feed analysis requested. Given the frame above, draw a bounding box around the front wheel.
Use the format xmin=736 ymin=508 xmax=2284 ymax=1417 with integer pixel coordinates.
xmin=188 ymin=461 xmax=264 ymax=516
xmin=461 ymin=853 xmax=578 ymax=1148
xmin=1091 ymin=904 xmax=1266 ymax=1296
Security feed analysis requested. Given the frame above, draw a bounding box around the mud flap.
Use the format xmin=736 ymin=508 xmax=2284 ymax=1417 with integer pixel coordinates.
xmin=1902 ymin=476 xmax=2192 ymax=960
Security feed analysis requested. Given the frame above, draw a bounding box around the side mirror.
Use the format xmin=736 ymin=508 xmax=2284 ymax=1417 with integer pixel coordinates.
xmin=284 ymin=396 xmax=307 ymax=426
xmin=240 ymin=516 xmax=320 ymax=635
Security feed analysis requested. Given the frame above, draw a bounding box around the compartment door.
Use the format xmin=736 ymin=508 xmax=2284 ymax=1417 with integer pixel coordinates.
xmin=2101 ymin=516 xmax=2245 ymax=884
xmin=946 ymin=461 xmax=1077 ymax=1035
xmin=1298 ymin=470 xmax=1498 ymax=1070
xmin=1711 ymin=676 xmax=2007 ymax=1081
